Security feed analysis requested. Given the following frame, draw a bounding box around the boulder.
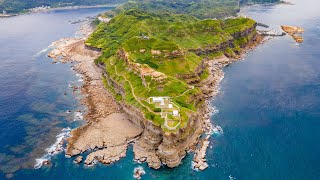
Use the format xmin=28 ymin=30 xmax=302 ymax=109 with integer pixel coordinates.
xmin=73 ymin=156 xmax=83 ymax=164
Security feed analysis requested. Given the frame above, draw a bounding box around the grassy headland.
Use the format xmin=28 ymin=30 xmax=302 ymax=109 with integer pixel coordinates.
xmin=86 ymin=9 xmax=257 ymax=131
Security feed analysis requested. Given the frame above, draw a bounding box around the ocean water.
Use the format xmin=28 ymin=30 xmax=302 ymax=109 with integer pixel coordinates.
xmin=1 ymin=0 xmax=320 ymax=179
xmin=0 ymin=7 xmax=113 ymax=179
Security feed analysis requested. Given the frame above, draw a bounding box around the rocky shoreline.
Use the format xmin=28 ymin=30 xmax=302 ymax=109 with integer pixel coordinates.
xmin=281 ymin=25 xmax=304 ymax=43
xmin=191 ymin=32 xmax=265 ymax=170
xmin=46 ymin=22 xmax=143 ymax=168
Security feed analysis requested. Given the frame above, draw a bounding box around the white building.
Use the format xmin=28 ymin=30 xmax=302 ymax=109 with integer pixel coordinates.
xmin=173 ymin=110 xmax=179 ymax=116
xmin=152 ymin=97 xmax=164 ymax=103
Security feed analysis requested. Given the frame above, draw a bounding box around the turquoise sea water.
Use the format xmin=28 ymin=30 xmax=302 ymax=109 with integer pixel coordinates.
xmin=1 ymin=0 xmax=320 ymax=179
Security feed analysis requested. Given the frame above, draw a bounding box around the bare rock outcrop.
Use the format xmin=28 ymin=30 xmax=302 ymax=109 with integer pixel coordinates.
xmin=84 ymin=145 xmax=127 ymax=166
xmin=193 ymin=135 xmax=210 ymax=171
xmin=73 ymin=156 xmax=83 ymax=164
xmin=281 ymin=25 xmax=304 ymax=43
xmin=66 ymin=113 xmax=142 ymax=156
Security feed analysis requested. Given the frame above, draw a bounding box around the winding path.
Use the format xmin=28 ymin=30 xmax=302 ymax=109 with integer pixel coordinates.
xmin=110 ymin=60 xmax=187 ymax=130
xmin=175 ymin=85 xmax=195 ymax=98
xmin=112 ymin=62 xmax=154 ymax=113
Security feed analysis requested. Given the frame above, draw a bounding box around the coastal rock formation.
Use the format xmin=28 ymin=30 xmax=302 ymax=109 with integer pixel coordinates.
xmin=193 ymin=135 xmax=210 ymax=171
xmin=47 ymin=11 xmax=264 ymax=171
xmin=47 ymin=38 xmax=101 ymax=63
xmin=281 ymin=25 xmax=304 ymax=43
xmin=133 ymin=123 xmax=163 ymax=169
xmin=67 ymin=113 xmax=142 ymax=156
xmin=84 ymin=145 xmax=127 ymax=165
xmin=133 ymin=166 xmax=146 ymax=179
xmin=73 ymin=156 xmax=83 ymax=164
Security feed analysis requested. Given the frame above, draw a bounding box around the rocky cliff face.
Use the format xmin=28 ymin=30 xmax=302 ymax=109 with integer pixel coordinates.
xmin=181 ymin=23 xmax=258 ymax=85
xmin=190 ymin=23 xmax=257 ymax=56
xmin=130 ymin=102 xmax=205 ymax=169
xmin=189 ymin=40 xmax=233 ymax=56
xmin=101 ymin=60 xmax=206 ymax=168
xmin=157 ymin=110 xmax=205 ymax=167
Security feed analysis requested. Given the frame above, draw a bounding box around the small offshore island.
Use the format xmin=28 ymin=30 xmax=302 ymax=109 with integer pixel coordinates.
xmin=47 ymin=5 xmax=264 ymax=172
xmin=281 ymin=25 xmax=305 ymax=43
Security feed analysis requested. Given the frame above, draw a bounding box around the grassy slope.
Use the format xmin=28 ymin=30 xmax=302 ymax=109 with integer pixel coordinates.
xmin=87 ymin=9 xmax=256 ymax=131
xmin=107 ymin=0 xmax=240 ymax=19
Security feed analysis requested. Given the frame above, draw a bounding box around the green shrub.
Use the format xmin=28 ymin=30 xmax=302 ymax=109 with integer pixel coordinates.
xmin=154 ymin=108 xmax=161 ymax=112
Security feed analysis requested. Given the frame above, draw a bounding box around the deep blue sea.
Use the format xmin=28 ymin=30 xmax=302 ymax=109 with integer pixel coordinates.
xmin=1 ymin=0 xmax=320 ymax=179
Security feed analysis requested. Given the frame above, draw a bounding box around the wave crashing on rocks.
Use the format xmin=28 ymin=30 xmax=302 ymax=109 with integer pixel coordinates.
xmin=34 ymin=127 xmax=71 ymax=169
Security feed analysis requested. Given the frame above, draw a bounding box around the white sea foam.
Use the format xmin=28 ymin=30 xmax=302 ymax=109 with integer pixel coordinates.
xmin=33 ymin=44 xmax=54 ymax=58
xmin=34 ymin=127 xmax=71 ymax=169
xmin=133 ymin=166 xmax=145 ymax=179
xmin=76 ymin=73 xmax=83 ymax=78
xmin=74 ymin=112 xmax=83 ymax=121
xmin=210 ymin=106 xmax=220 ymax=116
xmin=212 ymin=125 xmax=224 ymax=135
xmin=191 ymin=161 xmax=199 ymax=172
xmin=76 ymin=73 xmax=84 ymax=82
xmin=68 ymin=81 xmax=75 ymax=88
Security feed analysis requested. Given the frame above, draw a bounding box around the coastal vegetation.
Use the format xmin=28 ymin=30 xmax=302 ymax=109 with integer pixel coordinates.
xmin=86 ymin=9 xmax=257 ymax=131
xmin=109 ymin=0 xmax=240 ymax=19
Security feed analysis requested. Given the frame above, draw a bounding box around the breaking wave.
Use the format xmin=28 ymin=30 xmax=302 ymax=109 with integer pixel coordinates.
xmin=33 ymin=44 xmax=53 ymax=58
xmin=133 ymin=166 xmax=145 ymax=179
xmin=74 ymin=111 xmax=83 ymax=121
xmin=34 ymin=127 xmax=71 ymax=169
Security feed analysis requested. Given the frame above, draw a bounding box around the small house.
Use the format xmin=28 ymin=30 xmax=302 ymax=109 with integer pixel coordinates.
xmin=152 ymin=97 xmax=164 ymax=103
xmin=173 ymin=110 xmax=179 ymax=116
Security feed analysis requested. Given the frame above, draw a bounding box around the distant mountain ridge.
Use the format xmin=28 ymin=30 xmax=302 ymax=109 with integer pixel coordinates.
xmin=0 ymin=0 xmax=280 ymax=15
xmin=240 ymin=0 xmax=280 ymax=4
xmin=0 ymin=0 xmax=126 ymax=14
